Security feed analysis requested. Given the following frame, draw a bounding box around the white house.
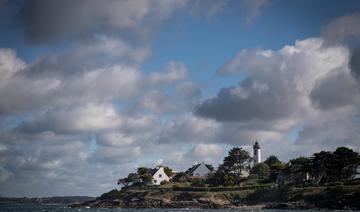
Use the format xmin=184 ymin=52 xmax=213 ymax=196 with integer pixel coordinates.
xmin=186 ymin=162 xmax=213 ymax=177
xmin=150 ymin=166 xmax=170 ymax=185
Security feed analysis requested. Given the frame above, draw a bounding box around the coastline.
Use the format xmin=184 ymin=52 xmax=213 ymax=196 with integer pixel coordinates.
xmin=69 ymin=184 xmax=360 ymax=210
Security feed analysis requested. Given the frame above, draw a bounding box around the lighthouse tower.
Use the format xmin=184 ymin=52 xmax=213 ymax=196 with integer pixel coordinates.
xmin=253 ymin=141 xmax=261 ymax=165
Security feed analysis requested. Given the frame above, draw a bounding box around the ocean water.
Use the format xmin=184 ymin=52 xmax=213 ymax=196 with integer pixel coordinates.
xmin=0 ymin=204 xmax=358 ymax=212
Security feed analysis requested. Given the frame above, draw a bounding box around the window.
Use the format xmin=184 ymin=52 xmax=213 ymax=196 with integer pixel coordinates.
xmin=159 ymin=174 xmax=162 ymax=178
xmin=154 ymin=179 xmax=157 ymax=183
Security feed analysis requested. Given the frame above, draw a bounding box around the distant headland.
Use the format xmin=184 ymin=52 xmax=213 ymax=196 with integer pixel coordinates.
xmin=71 ymin=142 xmax=360 ymax=210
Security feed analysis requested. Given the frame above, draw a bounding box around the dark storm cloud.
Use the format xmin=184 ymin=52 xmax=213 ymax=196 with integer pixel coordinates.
xmin=350 ymin=46 xmax=360 ymax=80
xmin=16 ymin=0 xmax=185 ymax=44
xmin=322 ymin=13 xmax=360 ymax=45
xmin=310 ymin=70 xmax=360 ymax=110
xmin=195 ymin=78 xmax=298 ymax=122
xmin=321 ymin=13 xmax=360 ymax=82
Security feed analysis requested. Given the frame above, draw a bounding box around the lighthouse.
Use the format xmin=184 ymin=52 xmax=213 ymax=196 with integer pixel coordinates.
xmin=253 ymin=141 xmax=261 ymax=165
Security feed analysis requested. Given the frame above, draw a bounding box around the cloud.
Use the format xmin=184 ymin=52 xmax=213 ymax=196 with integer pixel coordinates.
xmin=310 ymin=69 xmax=360 ymax=110
xmin=322 ymin=13 xmax=360 ymax=45
xmin=196 ymin=37 xmax=360 ymax=162
xmin=321 ymin=13 xmax=360 ymax=85
xmin=0 ymin=47 xmax=197 ymax=116
xmin=0 ymin=59 xmax=142 ymax=115
xmin=207 ymin=0 xmax=228 ymax=18
xmin=241 ymin=0 xmax=268 ymax=25
xmin=198 ymin=38 xmax=348 ymax=122
xmin=25 ymin=36 xmax=151 ymax=78
xmin=16 ymin=0 xmax=186 ymax=44
xmin=15 ymin=103 xmax=123 ymax=134
xmin=350 ymin=46 xmax=360 ymax=80
xmin=185 ymin=143 xmax=226 ymax=165
xmin=148 ymin=61 xmax=188 ymax=85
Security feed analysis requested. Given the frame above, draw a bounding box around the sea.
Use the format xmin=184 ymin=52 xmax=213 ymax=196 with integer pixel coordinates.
xmin=0 ymin=204 xmax=359 ymax=212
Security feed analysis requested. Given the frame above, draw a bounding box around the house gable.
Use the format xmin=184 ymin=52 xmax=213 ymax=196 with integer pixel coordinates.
xmin=187 ymin=163 xmax=212 ymax=177
xmin=151 ymin=167 xmax=170 ymax=185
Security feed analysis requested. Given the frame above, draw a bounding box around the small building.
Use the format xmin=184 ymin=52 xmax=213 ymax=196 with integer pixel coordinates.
xmin=186 ymin=162 xmax=213 ymax=178
xmin=149 ymin=166 xmax=170 ymax=185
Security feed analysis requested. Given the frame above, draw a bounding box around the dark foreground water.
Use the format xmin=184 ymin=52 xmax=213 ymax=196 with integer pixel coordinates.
xmin=0 ymin=203 xmax=359 ymax=212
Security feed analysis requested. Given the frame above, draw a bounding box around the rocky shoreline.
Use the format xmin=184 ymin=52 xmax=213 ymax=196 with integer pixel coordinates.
xmin=69 ymin=197 xmax=325 ymax=210
xmin=70 ymin=197 xmax=265 ymax=209
xmin=69 ymin=184 xmax=360 ymax=210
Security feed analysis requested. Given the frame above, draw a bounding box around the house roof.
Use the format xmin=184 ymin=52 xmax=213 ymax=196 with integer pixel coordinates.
xmin=149 ymin=166 xmax=170 ymax=178
xmin=149 ymin=167 xmax=161 ymax=176
xmin=185 ymin=162 xmax=212 ymax=176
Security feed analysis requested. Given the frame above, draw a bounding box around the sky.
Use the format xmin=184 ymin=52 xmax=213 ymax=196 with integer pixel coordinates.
xmin=0 ymin=0 xmax=360 ymax=197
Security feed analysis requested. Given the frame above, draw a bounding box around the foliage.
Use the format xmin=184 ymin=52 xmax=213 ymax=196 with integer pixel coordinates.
xmin=171 ymin=172 xmax=187 ymax=182
xmin=333 ymin=147 xmax=360 ymax=180
xmin=208 ymin=147 xmax=252 ymax=186
xmin=250 ymin=162 xmax=270 ymax=178
xmin=99 ymin=189 xmax=122 ymax=200
xmin=279 ymin=147 xmax=360 ymax=185
xmin=222 ymin=147 xmax=252 ymax=178
xmin=117 ymin=172 xmax=140 ymax=187
xmin=137 ymin=167 xmax=153 ymax=184
xmin=310 ymin=147 xmax=360 ymax=184
xmin=264 ymin=155 xmax=285 ymax=181
xmin=191 ymin=178 xmax=206 ymax=187
xmin=160 ymin=180 xmax=169 ymax=185
xmin=163 ymin=166 xmax=173 ymax=177
xmin=264 ymin=155 xmax=282 ymax=167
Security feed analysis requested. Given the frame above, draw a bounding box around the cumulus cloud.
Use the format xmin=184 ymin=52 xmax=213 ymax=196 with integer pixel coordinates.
xmin=0 ymin=47 xmax=198 ymax=117
xmin=15 ymin=103 xmax=123 ymax=134
xmin=196 ymin=37 xmax=360 ymax=162
xmin=25 ymin=36 xmax=151 ymax=78
xmin=198 ymin=38 xmax=349 ymax=122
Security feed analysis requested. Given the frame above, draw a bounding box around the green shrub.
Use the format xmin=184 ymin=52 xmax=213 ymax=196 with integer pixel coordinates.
xmin=99 ymin=189 xmax=122 ymax=200
xmin=190 ymin=178 xmax=206 ymax=187
xmin=160 ymin=180 xmax=169 ymax=185
xmin=172 ymin=185 xmax=209 ymax=192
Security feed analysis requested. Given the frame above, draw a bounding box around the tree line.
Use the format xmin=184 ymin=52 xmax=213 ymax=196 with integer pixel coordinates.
xmin=118 ymin=146 xmax=360 ymax=188
xmin=206 ymin=146 xmax=360 ymax=186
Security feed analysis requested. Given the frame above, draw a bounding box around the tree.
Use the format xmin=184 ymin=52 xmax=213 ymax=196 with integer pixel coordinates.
xmin=333 ymin=147 xmax=360 ymax=180
xmin=172 ymin=172 xmax=187 ymax=182
xmin=223 ymin=147 xmax=252 ymax=178
xmin=264 ymin=155 xmax=282 ymax=167
xmin=311 ymin=151 xmax=337 ymax=184
xmin=117 ymin=172 xmax=140 ymax=187
xmin=287 ymin=157 xmax=312 ymax=184
xmin=163 ymin=166 xmax=173 ymax=177
xmin=137 ymin=167 xmax=152 ymax=184
xmin=264 ymin=155 xmax=285 ymax=181
xmin=214 ymin=147 xmax=252 ymax=185
xmin=289 ymin=157 xmax=312 ymax=174
xmin=250 ymin=162 xmax=270 ymax=178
